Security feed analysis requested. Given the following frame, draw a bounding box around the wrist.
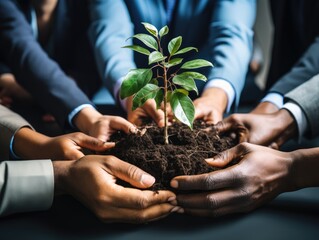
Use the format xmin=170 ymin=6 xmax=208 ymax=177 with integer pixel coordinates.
xmin=73 ymin=107 xmax=102 ymax=134
xmin=13 ymin=127 xmax=51 ymax=159
xmin=274 ymin=109 xmax=297 ymax=137
xmin=52 ymin=160 xmax=74 ymax=196
xmin=251 ymin=102 xmax=279 ymax=114
xmin=290 ymin=148 xmax=319 ymax=190
xmin=201 ymin=87 xmax=228 ymax=114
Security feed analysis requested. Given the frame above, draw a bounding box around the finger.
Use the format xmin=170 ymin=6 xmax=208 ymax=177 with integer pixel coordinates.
xmin=105 ymin=156 xmax=155 ymax=188
xmin=113 ymin=187 xmax=176 ymax=209
xmin=183 ymin=205 xmax=241 ymax=218
xmin=205 ymin=144 xmax=247 ymax=167
xmin=73 ymin=133 xmax=116 ymax=151
xmin=143 ymin=100 xmax=165 ymax=127
xmin=109 ymin=116 xmax=138 ymax=134
xmin=176 ymin=189 xmax=245 ymax=210
xmin=105 ymin=203 xmax=178 ymax=224
xmin=170 ymin=168 xmax=238 ymax=191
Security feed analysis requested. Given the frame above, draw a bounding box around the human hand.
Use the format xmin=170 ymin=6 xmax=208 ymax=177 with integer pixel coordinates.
xmin=214 ymin=109 xmax=297 ymax=148
xmin=170 ymin=143 xmax=293 ymax=217
xmin=194 ymin=87 xmax=227 ymax=124
xmin=0 ymin=73 xmax=31 ymax=106
xmin=54 ymin=155 xmax=179 ymax=223
xmin=73 ymin=107 xmax=138 ymax=142
xmin=14 ymin=128 xmax=114 ymax=160
xmin=127 ymin=97 xmax=165 ymax=127
xmin=250 ymin=102 xmax=280 ymax=114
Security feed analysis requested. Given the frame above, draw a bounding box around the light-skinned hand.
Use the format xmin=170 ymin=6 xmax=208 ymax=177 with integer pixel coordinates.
xmin=54 ymin=155 xmax=179 ymax=223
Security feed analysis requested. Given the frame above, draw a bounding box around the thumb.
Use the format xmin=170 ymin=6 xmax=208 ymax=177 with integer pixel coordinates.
xmin=75 ymin=133 xmax=115 ymax=151
xmin=106 ymin=156 xmax=156 ymax=188
xmin=205 ymin=143 xmax=247 ymax=167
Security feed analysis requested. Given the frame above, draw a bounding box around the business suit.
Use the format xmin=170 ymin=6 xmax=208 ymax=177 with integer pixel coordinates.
xmin=0 ymin=0 xmax=100 ymax=128
xmin=88 ymin=0 xmax=256 ymax=106
xmin=266 ymin=0 xmax=319 ymax=90
xmin=0 ymin=105 xmax=53 ymax=217
xmin=284 ymin=75 xmax=319 ymax=138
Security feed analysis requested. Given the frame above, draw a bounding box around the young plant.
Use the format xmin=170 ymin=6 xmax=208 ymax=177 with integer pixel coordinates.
xmin=120 ymin=22 xmax=213 ymax=144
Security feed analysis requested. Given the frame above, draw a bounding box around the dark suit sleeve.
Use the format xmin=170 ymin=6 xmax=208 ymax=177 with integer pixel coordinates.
xmin=0 ymin=0 xmax=93 ymax=128
xmin=269 ymin=36 xmax=319 ymax=95
xmin=284 ymin=75 xmax=319 ymax=138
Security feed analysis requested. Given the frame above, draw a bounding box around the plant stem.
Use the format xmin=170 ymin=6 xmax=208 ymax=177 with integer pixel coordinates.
xmin=163 ymin=65 xmax=169 ymax=144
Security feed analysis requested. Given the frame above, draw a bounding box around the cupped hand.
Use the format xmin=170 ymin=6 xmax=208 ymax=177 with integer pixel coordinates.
xmin=214 ymin=109 xmax=297 ymax=148
xmin=127 ymin=98 xmax=165 ymax=127
xmin=42 ymin=132 xmax=115 ymax=160
xmin=193 ymin=87 xmax=227 ymax=124
xmin=55 ymin=155 xmax=179 ymax=223
xmin=170 ymin=142 xmax=293 ymax=217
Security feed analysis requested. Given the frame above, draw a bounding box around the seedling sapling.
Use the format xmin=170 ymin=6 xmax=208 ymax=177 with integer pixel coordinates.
xmin=120 ymin=22 xmax=213 ymax=144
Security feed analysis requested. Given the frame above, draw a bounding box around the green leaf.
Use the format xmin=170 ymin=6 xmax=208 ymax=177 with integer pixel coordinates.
xmin=179 ymin=71 xmax=207 ymax=81
xmin=165 ymin=58 xmax=183 ymax=68
xmin=168 ymin=36 xmax=182 ymax=55
xmin=149 ymin=51 xmax=166 ymax=65
xmin=159 ymin=25 xmax=169 ymax=38
xmin=150 ymin=78 xmax=159 ymax=85
xmin=132 ymin=34 xmax=158 ymax=50
xmin=120 ymin=69 xmax=153 ymax=99
xmin=154 ymin=88 xmax=164 ymax=109
xmin=176 ymin=89 xmax=189 ymax=96
xmin=175 ymin=47 xmax=198 ymax=55
xmin=132 ymin=84 xmax=159 ymax=110
xmin=122 ymin=45 xmax=150 ymax=56
xmin=181 ymin=59 xmax=213 ymax=69
xmin=141 ymin=22 xmax=158 ymax=37
xmin=173 ymin=75 xmax=198 ymax=95
xmin=170 ymin=91 xmax=195 ymax=129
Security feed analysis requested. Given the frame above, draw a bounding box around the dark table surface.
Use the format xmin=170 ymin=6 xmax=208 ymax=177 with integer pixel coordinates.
xmin=0 ymin=187 xmax=319 ymax=240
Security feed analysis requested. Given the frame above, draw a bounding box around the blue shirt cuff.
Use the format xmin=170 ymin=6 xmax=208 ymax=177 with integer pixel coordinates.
xmin=68 ymin=104 xmax=95 ymax=129
xmin=9 ymin=135 xmax=21 ymax=160
xmin=261 ymin=93 xmax=284 ymax=109
xmin=204 ymin=79 xmax=235 ymax=113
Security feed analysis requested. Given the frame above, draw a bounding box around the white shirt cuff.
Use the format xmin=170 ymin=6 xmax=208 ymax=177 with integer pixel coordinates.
xmin=114 ymin=77 xmax=128 ymax=111
xmin=282 ymin=102 xmax=308 ymax=142
xmin=204 ymin=79 xmax=235 ymax=112
xmin=0 ymin=160 xmax=54 ymax=216
xmin=68 ymin=104 xmax=95 ymax=129
xmin=261 ymin=93 xmax=284 ymax=109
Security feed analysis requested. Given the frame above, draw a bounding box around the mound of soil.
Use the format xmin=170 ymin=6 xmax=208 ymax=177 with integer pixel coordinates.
xmin=105 ymin=120 xmax=238 ymax=190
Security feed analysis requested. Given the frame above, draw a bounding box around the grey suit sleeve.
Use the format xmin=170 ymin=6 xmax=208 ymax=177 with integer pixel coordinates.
xmin=284 ymin=74 xmax=319 ymax=138
xmin=269 ymin=37 xmax=319 ymax=95
xmin=0 ymin=105 xmax=33 ymax=160
xmin=0 ymin=160 xmax=54 ymax=217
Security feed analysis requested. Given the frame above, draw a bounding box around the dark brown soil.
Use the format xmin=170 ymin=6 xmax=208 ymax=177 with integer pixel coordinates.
xmin=105 ymin=120 xmax=238 ymax=191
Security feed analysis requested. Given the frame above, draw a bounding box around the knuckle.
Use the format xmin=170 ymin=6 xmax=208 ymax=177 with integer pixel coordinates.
xmin=203 ymin=174 xmax=216 ymax=190
xmin=206 ymin=194 xmax=219 ymax=209
xmin=136 ymin=195 xmax=150 ymax=209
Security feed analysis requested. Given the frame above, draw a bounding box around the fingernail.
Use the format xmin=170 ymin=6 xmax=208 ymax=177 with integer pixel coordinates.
xmin=177 ymin=208 xmax=184 ymax=214
xmin=168 ymin=196 xmax=176 ymax=202
xmin=171 ymin=206 xmax=181 ymax=213
xmin=104 ymin=142 xmax=115 ymax=146
xmin=205 ymin=158 xmax=215 ymax=163
xmin=170 ymin=180 xmax=178 ymax=188
xmin=141 ymin=174 xmax=155 ymax=186
xmin=129 ymin=126 xmax=138 ymax=134
xmin=169 ymin=200 xmax=177 ymax=206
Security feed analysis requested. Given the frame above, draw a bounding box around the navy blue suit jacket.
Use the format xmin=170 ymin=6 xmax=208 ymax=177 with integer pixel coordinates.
xmin=0 ymin=0 xmax=100 ymax=128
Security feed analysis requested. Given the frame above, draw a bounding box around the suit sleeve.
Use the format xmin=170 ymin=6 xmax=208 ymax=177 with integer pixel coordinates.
xmin=0 ymin=0 xmax=93 ymax=128
xmin=0 ymin=105 xmax=33 ymax=160
xmin=208 ymin=0 xmax=256 ymax=107
xmin=88 ymin=0 xmax=136 ymax=95
xmin=284 ymin=75 xmax=319 ymax=138
xmin=269 ymin=36 xmax=319 ymax=95
xmin=0 ymin=160 xmax=54 ymax=217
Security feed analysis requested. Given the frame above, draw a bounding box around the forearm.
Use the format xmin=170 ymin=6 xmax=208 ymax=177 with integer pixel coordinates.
xmin=52 ymin=161 xmax=73 ymax=196
xmin=13 ymin=127 xmax=50 ymax=159
xmin=290 ymin=148 xmax=319 ymax=190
